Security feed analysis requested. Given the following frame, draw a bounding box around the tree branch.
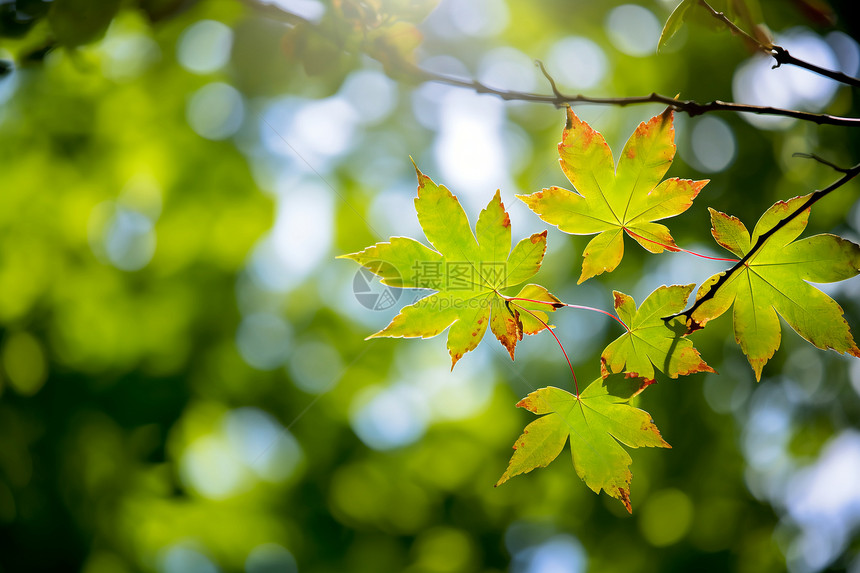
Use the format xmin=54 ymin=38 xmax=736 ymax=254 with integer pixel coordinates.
xmin=401 ymin=61 xmax=860 ymax=126
xmin=698 ymin=0 xmax=860 ymax=87
xmin=771 ymin=46 xmax=860 ymax=87
xmin=666 ymin=161 xmax=860 ymax=328
xmin=240 ymin=0 xmax=860 ymax=127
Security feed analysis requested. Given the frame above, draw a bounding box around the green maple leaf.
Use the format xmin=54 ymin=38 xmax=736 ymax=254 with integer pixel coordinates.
xmin=518 ymin=107 xmax=708 ymax=284
xmin=657 ymin=0 xmax=695 ymax=52
xmin=339 ymin=165 xmax=560 ymax=368
xmin=601 ymin=284 xmax=715 ymax=383
xmin=496 ymin=375 xmax=670 ymax=513
xmin=692 ymin=194 xmax=860 ymax=380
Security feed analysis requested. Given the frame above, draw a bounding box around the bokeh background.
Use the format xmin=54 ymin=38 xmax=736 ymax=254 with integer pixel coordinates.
xmin=2 ymin=0 xmax=860 ymax=571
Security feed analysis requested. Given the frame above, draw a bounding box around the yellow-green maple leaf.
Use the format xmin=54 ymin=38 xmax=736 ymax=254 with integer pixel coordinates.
xmin=601 ymin=284 xmax=715 ymax=383
xmin=496 ymin=375 xmax=670 ymax=513
xmin=340 ymin=165 xmax=559 ymax=368
xmin=693 ymin=194 xmax=860 ymax=380
xmin=518 ymin=107 xmax=707 ymax=283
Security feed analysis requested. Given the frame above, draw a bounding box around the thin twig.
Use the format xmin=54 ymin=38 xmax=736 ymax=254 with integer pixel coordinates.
xmin=535 ymin=59 xmax=564 ymax=104
xmin=666 ymin=161 xmax=860 ymax=328
xmin=698 ymin=0 xmax=860 ymax=87
xmin=240 ymin=0 xmax=860 ymax=127
xmin=771 ymin=46 xmax=860 ymax=87
xmin=697 ymin=0 xmax=770 ymax=51
xmin=792 ymin=152 xmax=853 ymax=174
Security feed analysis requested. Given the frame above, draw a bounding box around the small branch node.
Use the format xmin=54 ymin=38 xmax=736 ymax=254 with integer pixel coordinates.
xmin=535 ymin=59 xmax=565 ymax=106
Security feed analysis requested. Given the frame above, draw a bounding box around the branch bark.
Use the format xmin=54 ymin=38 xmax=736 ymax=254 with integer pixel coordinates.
xmin=698 ymin=0 xmax=860 ymax=87
xmin=402 ymin=61 xmax=860 ymax=127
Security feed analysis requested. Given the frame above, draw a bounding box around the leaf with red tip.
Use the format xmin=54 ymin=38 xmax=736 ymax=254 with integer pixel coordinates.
xmin=339 ymin=165 xmax=557 ymax=368
xmin=496 ymin=375 xmax=670 ymax=513
xmin=601 ymin=285 xmax=715 ymax=382
xmin=517 ymin=108 xmax=707 ymax=283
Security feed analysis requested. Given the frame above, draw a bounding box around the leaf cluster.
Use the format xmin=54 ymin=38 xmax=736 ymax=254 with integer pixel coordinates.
xmin=342 ymin=107 xmax=860 ymax=511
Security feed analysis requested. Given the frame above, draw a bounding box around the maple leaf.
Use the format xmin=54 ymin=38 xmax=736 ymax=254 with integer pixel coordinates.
xmin=601 ymin=284 xmax=715 ymax=383
xmin=658 ymin=0 xmax=695 ymax=52
xmin=496 ymin=375 xmax=670 ymax=513
xmin=517 ymin=107 xmax=708 ymax=284
xmin=691 ymin=194 xmax=860 ymax=380
xmin=339 ymin=165 xmax=559 ymax=368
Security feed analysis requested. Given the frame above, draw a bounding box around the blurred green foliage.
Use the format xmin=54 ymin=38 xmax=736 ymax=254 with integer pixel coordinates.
xmin=1 ymin=0 xmax=860 ymax=572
